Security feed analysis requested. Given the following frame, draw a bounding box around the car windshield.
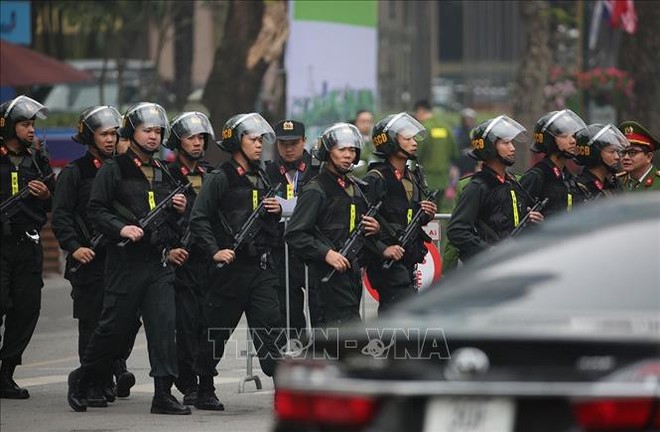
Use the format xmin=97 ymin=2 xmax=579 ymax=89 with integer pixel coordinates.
xmin=397 ymin=208 xmax=659 ymax=331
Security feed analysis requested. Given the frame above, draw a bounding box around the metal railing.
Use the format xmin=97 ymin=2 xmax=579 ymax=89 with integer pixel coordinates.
xmin=238 ymin=212 xmax=453 ymax=392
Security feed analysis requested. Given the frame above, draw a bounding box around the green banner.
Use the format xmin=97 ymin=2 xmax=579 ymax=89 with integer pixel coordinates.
xmin=293 ymin=0 xmax=377 ymax=28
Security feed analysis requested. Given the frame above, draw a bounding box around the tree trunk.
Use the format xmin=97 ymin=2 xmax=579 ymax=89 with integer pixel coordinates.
xmin=202 ymin=0 xmax=268 ymax=164
xmin=174 ymin=1 xmax=194 ymax=111
xmin=512 ymin=0 xmax=551 ymax=171
xmin=619 ymin=1 xmax=660 ymax=138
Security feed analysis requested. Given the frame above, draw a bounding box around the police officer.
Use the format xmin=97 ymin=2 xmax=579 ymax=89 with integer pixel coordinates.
xmin=164 ymin=111 xmax=214 ymax=405
xmin=618 ymin=121 xmax=660 ymax=192
xmin=447 ymin=116 xmax=544 ymax=262
xmin=190 ymin=113 xmax=283 ymax=411
xmin=265 ymin=119 xmax=320 ymax=338
xmin=285 ymin=123 xmax=380 ymax=327
xmin=413 ymin=99 xmax=459 ymax=208
xmin=520 ymin=109 xmax=587 ymax=217
xmin=67 ymin=102 xmax=190 ymax=415
xmin=0 ymin=95 xmax=54 ymax=399
xmin=363 ymin=113 xmax=437 ymax=313
xmin=52 ymin=105 xmax=139 ymax=407
xmin=574 ymin=124 xmax=627 ymax=200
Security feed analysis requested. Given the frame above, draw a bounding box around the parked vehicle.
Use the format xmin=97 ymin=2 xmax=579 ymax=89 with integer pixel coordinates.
xmin=274 ymin=192 xmax=660 ymax=432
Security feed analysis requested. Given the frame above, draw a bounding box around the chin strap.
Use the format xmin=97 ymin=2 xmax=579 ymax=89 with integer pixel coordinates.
xmin=130 ymin=138 xmax=159 ymax=157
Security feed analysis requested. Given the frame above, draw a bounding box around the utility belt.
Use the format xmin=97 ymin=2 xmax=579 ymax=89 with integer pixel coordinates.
xmin=234 ymin=250 xmax=273 ymax=270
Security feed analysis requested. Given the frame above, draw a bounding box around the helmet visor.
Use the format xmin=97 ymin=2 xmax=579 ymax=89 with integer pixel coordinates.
xmin=234 ymin=113 xmax=275 ymax=145
xmin=323 ymin=123 xmax=363 ymax=151
xmin=482 ymin=115 xmax=530 ymax=147
xmin=128 ymin=103 xmax=169 ymax=130
xmin=587 ymin=124 xmax=628 ymax=151
xmin=5 ymin=96 xmax=48 ymax=121
xmin=543 ymin=110 xmax=586 ymax=138
xmin=385 ymin=113 xmax=428 ymax=142
xmin=84 ymin=106 xmax=121 ymax=133
xmin=172 ymin=112 xmax=215 ymax=140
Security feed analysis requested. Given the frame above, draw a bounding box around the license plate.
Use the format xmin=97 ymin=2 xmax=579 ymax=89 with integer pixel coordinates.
xmin=423 ymin=397 xmax=515 ymax=432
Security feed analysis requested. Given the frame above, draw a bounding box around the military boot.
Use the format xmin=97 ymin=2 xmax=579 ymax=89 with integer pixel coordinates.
xmin=0 ymin=362 xmax=29 ymax=399
xmin=113 ymin=359 xmax=135 ymax=398
xmin=150 ymin=376 xmax=191 ymax=415
xmin=87 ymin=384 xmax=108 ymax=408
xmin=67 ymin=367 xmax=90 ymax=412
xmin=194 ymin=376 xmax=225 ymax=411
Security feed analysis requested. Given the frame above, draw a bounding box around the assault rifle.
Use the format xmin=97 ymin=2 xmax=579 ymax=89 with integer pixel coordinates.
xmin=382 ymin=189 xmax=439 ymax=270
xmin=0 ymin=172 xmax=55 ymax=223
xmin=321 ymin=200 xmax=382 ymax=283
xmin=510 ymin=197 xmax=549 ymax=238
xmin=117 ymin=182 xmax=192 ymax=247
xmin=69 ymin=232 xmax=105 ymax=273
xmin=216 ymin=182 xmax=282 ymax=269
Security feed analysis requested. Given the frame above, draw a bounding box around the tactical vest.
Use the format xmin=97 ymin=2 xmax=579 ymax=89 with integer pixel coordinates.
xmin=313 ymin=170 xmax=368 ymax=250
xmin=471 ymin=169 xmax=527 ymax=243
xmin=113 ymin=153 xmax=178 ymax=247
xmin=528 ymin=158 xmax=578 ymax=216
xmin=70 ymin=152 xmax=104 ymax=232
xmin=217 ymin=161 xmax=279 ymax=253
xmin=0 ymin=145 xmax=51 ymax=232
xmin=368 ymin=162 xmax=429 ymax=265
xmin=575 ymin=170 xmax=620 ymax=202
xmin=166 ymin=158 xmax=209 ymax=218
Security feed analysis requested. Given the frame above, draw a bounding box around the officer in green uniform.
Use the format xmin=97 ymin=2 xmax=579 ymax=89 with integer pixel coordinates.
xmin=53 ymin=105 xmax=139 ymax=407
xmin=413 ymin=99 xmax=458 ymax=209
xmin=190 ymin=113 xmax=283 ymax=411
xmin=363 ymin=113 xmax=437 ymax=313
xmin=618 ymin=121 xmax=660 ymax=192
xmin=265 ymin=120 xmax=320 ymax=338
xmin=0 ymin=95 xmax=54 ymax=400
xmin=574 ymin=124 xmax=627 ymax=201
xmin=67 ymin=102 xmax=191 ymax=415
xmin=164 ymin=112 xmax=214 ymax=406
xmin=285 ymin=123 xmax=380 ymax=327
xmin=447 ymin=116 xmax=544 ymax=262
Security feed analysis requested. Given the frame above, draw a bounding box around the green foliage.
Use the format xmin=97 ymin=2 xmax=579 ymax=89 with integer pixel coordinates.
xmin=290 ymin=88 xmax=375 ymax=127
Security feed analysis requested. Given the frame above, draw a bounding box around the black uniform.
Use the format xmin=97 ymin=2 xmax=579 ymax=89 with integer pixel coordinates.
xmin=81 ymin=149 xmax=181 ymax=381
xmin=265 ymin=151 xmax=319 ymax=336
xmin=0 ymin=143 xmax=54 ymax=372
xmin=191 ymin=159 xmax=283 ymax=378
xmin=165 ymin=157 xmax=210 ymax=395
xmin=363 ymin=162 xmax=431 ymax=313
xmin=51 ymin=152 xmax=140 ymax=375
xmin=285 ymin=167 xmax=377 ymax=327
xmin=575 ymin=169 xmax=621 ymax=202
xmin=447 ymin=166 xmax=531 ymax=262
xmin=519 ymin=156 xmax=583 ymax=216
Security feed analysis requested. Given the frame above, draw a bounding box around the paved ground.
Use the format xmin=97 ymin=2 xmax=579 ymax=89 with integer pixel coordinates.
xmin=0 ymin=274 xmax=380 ymax=432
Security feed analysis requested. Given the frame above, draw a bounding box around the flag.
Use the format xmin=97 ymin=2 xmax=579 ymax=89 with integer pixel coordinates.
xmin=605 ymin=0 xmax=637 ymax=34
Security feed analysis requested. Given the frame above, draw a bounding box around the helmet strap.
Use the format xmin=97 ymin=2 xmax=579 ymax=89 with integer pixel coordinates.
xmin=130 ymin=137 xmax=159 ymax=157
xmin=179 ymin=145 xmax=203 ymax=161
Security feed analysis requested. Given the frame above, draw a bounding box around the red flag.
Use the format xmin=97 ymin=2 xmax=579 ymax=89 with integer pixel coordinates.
xmin=607 ymin=0 xmax=637 ymax=34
